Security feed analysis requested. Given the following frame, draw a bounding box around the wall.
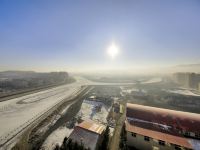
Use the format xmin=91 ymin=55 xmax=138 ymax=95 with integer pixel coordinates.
xmin=126 ymin=131 xmax=187 ymax=150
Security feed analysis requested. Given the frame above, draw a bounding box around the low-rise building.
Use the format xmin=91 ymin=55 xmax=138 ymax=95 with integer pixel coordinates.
xmin=198 ymin=83 xmax=200 ymax=92
xmin=173 ymin=72 xmax=200 ymax=89
xmin=68 ymin=120 xmax=105 ymax=150
xmin=125 ymin=103 xmax=200 ymax=150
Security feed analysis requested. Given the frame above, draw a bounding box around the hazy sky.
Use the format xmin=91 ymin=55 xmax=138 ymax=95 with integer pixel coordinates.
xmin=0 ymin=0 xmax=200 ymax=72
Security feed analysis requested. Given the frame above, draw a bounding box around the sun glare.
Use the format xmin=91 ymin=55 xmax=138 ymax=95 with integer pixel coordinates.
xmin=107 ymin=42 xmax=119 ymax=59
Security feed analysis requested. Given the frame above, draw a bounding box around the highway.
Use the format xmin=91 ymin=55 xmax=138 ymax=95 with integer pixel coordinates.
xmin=0 ymin=77 xmax=94 ymax=149
xmin=0 ymin=76 xmax=156 ymax=149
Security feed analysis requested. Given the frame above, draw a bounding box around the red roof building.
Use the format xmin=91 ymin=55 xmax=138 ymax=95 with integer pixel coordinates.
xmin=125 ymin=103 xmax=200 ymax=150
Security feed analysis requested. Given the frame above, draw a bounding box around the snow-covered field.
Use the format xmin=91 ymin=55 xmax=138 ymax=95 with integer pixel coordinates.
xmin=120 ymin=86 xmax=146 ymax=95
xmin=0 ymin=77 xmax=94 ymax=148
xmin=120 ymin=87 xmax=139 ymax=94
xmin=40 ymin=99 xmax=110 ymax=150
xmin=78 ymin=100 xmax=110 ymax=124
xmin=142 ymin=77 xmax=162 ymax=84
xmin=41 ymin=126 xmax=73 ymax=150
xmin=165 ymin=89 xmax=200 ymax=96
xmin=0 ymin=76 xmax=135 ymax=149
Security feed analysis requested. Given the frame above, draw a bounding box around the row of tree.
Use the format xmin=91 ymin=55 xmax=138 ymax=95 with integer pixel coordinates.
xmin=54 ymin=138 xmax=90 ymax=150
xmin=0 ymin=72 xmax=71 ymax=90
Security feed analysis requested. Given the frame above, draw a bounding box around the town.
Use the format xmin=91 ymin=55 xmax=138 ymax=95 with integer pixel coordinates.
xmin=1 ymin=0 xmax=200 ymax=150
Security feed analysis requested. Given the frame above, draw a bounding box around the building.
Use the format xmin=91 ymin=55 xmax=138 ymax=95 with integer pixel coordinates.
xmin=119 ymin=104 xmax=124 ymax=114
xmin=198 ymin=83 xmax=200 ymax=92
xmin=68 ymin=120 xmax=105 ymax=150
xmin=113 ymin=102 xmax=120 ymax=113
xmin=125 ymin=103 xmax=200 ymax=150
xmin=173 ymin=72 xmax=200 ymax=89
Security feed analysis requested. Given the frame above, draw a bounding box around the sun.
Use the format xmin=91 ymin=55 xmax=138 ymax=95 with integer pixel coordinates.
xmin=107 ymin=42 xmax=119 ymax=59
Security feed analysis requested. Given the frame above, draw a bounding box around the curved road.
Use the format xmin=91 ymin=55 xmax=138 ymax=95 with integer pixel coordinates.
xmin=0 ymin=76 xmax=149 ymax=149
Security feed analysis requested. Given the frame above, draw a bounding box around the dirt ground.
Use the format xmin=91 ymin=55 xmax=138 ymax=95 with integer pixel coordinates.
xmin=109 ymin=101 xmax=126 ymax=150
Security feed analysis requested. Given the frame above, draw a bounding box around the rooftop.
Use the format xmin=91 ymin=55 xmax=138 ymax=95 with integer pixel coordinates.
xmin=68 ymin=120 xmax=105 ymax=150
xmin=69 ymin=126 xmax=100 ymax=150
xmin=126 ymin=103 xmax=200 ymax=133
xmin=77 ymin=120 xmax=105 ymax=134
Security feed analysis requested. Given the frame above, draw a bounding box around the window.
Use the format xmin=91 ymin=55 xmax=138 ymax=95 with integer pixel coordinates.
xmin=131 ymin=132 xmax=136 ymax=137
xmin=144 ymin=136 xmax=150 ymax=141
xmin=195 ymin=133 xmax=200 ymax=138
xmin=185 ymin=131 xmax=190 ymax=136
xmin=158 ymin=140 xmax=165 ymax=146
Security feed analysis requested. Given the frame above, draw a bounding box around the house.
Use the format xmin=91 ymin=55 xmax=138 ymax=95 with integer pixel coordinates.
xmin=68 ymin=120 xmax=105 ymax=150
xmin=125 ymin=103 xmax=200 ymax=150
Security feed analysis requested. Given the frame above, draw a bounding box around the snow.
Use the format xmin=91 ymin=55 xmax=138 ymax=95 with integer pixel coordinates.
xmin=127 ymin=117 xmax=172 ymax=131
xmin=41 ymin=126 xmax=73 ymax=150
xmin=121 ymin=88 xmax=139 ymax=94
xmin=109 ymin=127 xmax=114 ymax=137
xmin=78 ymin=100 xmax=110 ymax=124
xmin=0 ymin=77 xmax=93 ymax=148
xmin=0 ymin=76 xmax=136 ymax=149
xmin=0 ymin=86 xmax=79 ymax=138
xmin=60 ymin=105 xmax=71 ymax=115
xmin=41 ymin=99 xmax=110 ymax=150
xmin=142 ymin=77 xmax=162 ymax=84
xmin=165 ymin=89 xmax=200 ymax=96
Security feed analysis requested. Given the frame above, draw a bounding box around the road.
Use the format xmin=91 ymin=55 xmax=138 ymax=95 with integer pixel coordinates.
xmin=0 ymin=77 xmax=95 ymax=149
xmin=0 ymin=76 xmax=157 ymax=149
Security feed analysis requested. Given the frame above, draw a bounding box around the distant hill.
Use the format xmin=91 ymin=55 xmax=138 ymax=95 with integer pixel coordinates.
xmin=0 ymin=71 xmax=69 ymax=79
xmin=0 ymin=71 xmax=37 ymax=79
xmin=0 ymin=71 xmax=71 ymax=90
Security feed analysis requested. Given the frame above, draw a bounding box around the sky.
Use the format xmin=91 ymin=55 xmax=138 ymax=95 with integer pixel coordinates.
xmin=0 ymin=0 xmax=200 ymax=73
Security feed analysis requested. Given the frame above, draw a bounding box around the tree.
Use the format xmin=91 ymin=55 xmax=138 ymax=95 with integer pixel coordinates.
xmin=60 ymin=137 xmax=68 ymax=150
xmin=73 ymin=141 xmax=79 ymax=150
xmin=59 ymin=137 xmax=89 ymax=150
xmin=100 ymin=126 xmax=110 ymax=150
xmin=79 ymin=141 xmax=84 ymax=150
xmin=54 ymin=144 xmax=60 ymax=150
xmin=66 ymin=138 xmax=73 ymax=150
xmin=63 ymin=137 xmax=68 ymax=145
